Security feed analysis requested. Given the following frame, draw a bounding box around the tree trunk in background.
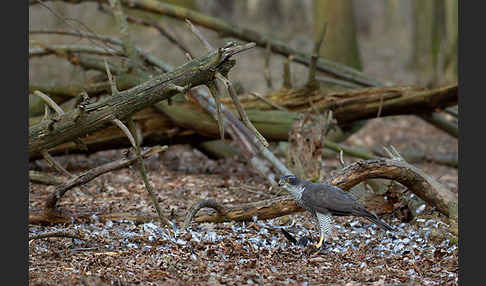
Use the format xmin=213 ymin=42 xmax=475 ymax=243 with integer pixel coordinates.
xmin=411 ymin=0 xmax=452 ymax=87
xmin=444 ymin=0 xmax=458 ymax=84
xmin=384 ymin=0 xmax=401 ymax=33
xmin=312 ymin=0 xmax=362 ymax=71
xmin=311 ymin=0 xmax=365 ymax=149
xmin=411 ymin=0 xmax=434 ymax=87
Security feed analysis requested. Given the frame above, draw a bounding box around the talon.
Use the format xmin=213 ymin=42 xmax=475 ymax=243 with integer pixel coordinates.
xmin=315 ymin=235 xmax=324 ymax=248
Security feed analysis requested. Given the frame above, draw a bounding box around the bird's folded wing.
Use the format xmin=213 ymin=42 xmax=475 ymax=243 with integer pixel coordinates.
xmin=302 ymin=182 xmax=362 ymax=216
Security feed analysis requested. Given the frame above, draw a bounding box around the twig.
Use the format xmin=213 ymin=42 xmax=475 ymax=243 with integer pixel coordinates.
xmin=42 ymin=104 xmax=51 ymax=122
xmin=190 ymin=87 xmax=255 ymax=158
xmin=215 ymin=72 xmax=269 ymax=147
xmin=249 ymin=92 xmax=288 ymax=111
xmin=185 ymin=19 xmax=214 ymax=52
xmin=338 ymin=150 xmax=346 ymax=168
xmin=264 ymin=42 xmax=273 ymax=88
xmin=29 ymin=230 xmax=85 ymax=241
xmin=207 ymin=82 xmax=225 ymax=140
xmin=323 ymin=140 xmax=376 ymax=161
xmin=33 ymin=0 xmax=118 ymax=57
xmin=382 ymin=146 xmax=395 ymax=159
xmin=193 ymin=87 xmax=292 ymax=176
xmin=282 ymin=56 xmax=293 ymax=89
xmin=41 ymin=150 xmax=74 ymax=178
xmin=104 ymin=58 xmax=118 ymax=94
xmin=29 ymin=44 xmax=122 ymax=58
xmin=104 ymin=52 xmax=170 ymax=226
xmin=249 ymin=156 xmax=278 ymax=187
xmin=112 ymin=118 xmax=136 ymax=147
xmin=130 ymin=15 xmax=192 ymax=57
xmin=307 ymin=22 xmax=327 ymax=86
xmin=30 ymin=29 xmax=171 ymax=71
xmin=30 ymin=29 xmax=120 ymax=50
xmin=33 ymin=90 xmax=65 ymax=115
xmin=190 ymin=87 xmax=282 ymax=186
xmin=371 ymin=146 xmax=458 ymax=168
xmin=127 ymin=119 xmax=171 ymax=227
xmin=230 ymin=185 xmax=274 ymax=198
xmin=29 ymin=170 xmax=66 ymax=185
xmin=108 ymin=0 xmax=144 ymax=74
xmin=98 ymin=4 xmax=193 ymax=57
xmin=376 ymin=93 xmax=385 ymax=118
xmin=44 ymin=145 xmax=167 ymax=211
xmin=183 ymin=199 xmax=226 ymax=229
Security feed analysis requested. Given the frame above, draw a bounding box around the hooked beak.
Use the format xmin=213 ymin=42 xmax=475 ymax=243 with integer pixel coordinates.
xmin=277 ymin=177 xmax=285 ymax=186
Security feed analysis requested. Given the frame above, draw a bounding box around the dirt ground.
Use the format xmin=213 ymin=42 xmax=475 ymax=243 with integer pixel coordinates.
xmin=28 ymin=114 xmax=458 ymax=285
xmin=29 ymin=1 xmax=458 ymax=285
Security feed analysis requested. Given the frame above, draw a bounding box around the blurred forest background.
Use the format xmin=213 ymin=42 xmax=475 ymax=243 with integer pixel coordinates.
xmin=29 ymin=0 xmax=458 ymax=112
xmin=29 ymin=1 xmax=458 ymax=285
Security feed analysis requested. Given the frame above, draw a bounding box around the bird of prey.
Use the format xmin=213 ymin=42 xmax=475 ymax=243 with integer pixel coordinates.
xmin=278 ymin=175 xmax=394 ymax=249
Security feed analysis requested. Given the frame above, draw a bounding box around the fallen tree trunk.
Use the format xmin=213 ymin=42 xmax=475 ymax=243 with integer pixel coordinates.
xmin=29 ymin=42 xmax=254 ymax=159
xmin=29 ymin=84 xmax=457 ymax=159
xmin=185 ymin=158 xmax=458 ymax=226
xmin=32 ymin=0 xmax=458 ymax=140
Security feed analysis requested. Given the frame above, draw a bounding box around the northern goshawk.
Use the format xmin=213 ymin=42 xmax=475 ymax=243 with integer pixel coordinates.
xmin=278 ymin=175 xmax=394 ymax=249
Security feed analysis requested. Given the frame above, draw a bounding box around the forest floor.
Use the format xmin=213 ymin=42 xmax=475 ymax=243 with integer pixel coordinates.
xmin=28 ymin=113 xmax=458 ymax=286
xmin=29 ymin=2 xmax=458 ymax=285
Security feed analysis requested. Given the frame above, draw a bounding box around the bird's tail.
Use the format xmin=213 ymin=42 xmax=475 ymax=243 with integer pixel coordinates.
xmin=365 ymin=213 xmax=394 ymax=232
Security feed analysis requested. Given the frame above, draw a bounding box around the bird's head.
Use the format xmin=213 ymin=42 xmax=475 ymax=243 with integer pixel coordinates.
xmin=278 ymin=175 xmax=305 ymax=198
xmin=278 ymin=175 xmax=300 ymax=187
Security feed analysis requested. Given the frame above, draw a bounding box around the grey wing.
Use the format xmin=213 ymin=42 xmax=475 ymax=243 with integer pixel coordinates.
xmin=301 ymin=182 xmax=365 ymax=217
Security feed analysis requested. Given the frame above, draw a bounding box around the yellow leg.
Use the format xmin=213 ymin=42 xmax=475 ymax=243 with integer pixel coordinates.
xmin=315 ymin=234 xmax=324 ymax=248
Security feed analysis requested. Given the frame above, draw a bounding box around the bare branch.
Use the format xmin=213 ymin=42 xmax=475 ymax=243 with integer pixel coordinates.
xmin=30 ymin=29 xmax=171 ymax=71
xmin=307 ymin=22 xmax=327 ymax=85
xmin=264 ymin=42 xmax=273 ymax=88
xmin=215 ymin=72 xmax=269 ymax=147
xmin=44 ymin=145 xmax=167 ymax=211
xmin=29 ymin=230 xmax=86 ymax=241
xmin=108 ymin=0 xmax=144 ymax=74
xmin=29 ymin=44 xmax=122 ymax=58
xmin=29 ymin=170 xmax=66 ymax=185
xmin=41 ymin=150 xmax=74 ymax=178
xmin=33 ymin=90 xmax=65 ymax=115
xmin=98 ymin=4 xmax=193 ymax=57
xmin=207 ymin=82 xmax=225 ymax=140
xmin=282 ymin=56 xmax=293 ymax=89
xmin=127 ymin=119 xmax=171 ymax=227
xmin=249 ymin=92 xmax=288 ymax=111
xmin=183 ymin=200 xmax=226 ymax=229
xmin=104 ymin=58 xmax=118 ymax=95
xmin=112 ymin=118 xmax=136 ymax=148
xmin=185 ymin=19 xmax=214 ymax=52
